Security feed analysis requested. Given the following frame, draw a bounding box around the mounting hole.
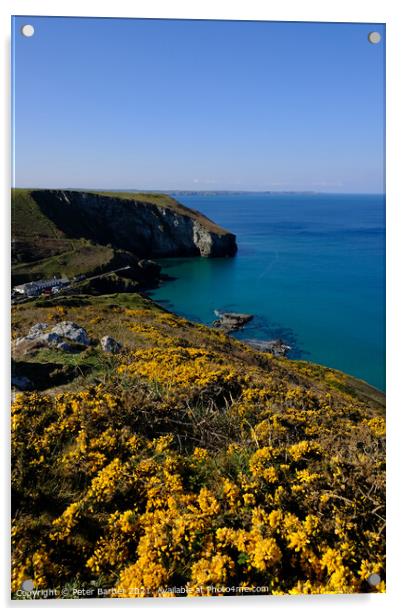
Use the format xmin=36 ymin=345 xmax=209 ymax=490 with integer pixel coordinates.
xmin=21 ymin=579 xmax=34 ymax=591
xmin=367 ymin=573 xmax=381 ymax=586
xmin=21 ymin=24 xmax=35 ymax=38
xmin=368 ymin=32 xmax=381 ymax=44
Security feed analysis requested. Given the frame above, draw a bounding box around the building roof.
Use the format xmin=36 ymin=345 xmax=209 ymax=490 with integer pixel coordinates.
xmin=14 ymin=278 xmax=69 ymax=292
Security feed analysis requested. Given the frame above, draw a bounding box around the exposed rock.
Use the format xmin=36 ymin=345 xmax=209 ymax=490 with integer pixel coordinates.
xmin=192 ymin=220 xmax=214 ymax=257
xmin=212 ymin=311 xmax=254 ymax=333
xmin=50 ymin=321 xmax=90 ymax=346
xmin=101 ymin=336 xmax=122 ymax=354
xmin=38 ymin=332 xmax=63 ymax=347
xmin=12 ymin=337 xmax=47 ymax=355
xmin=12 ymin=321 xmax=90 ymax=357
xmin=138 ymin=259 xmax=161 ymax=275
xmin=15 ymin=322 xmax=49 ymax=344
xmin=14 ymin=336 xmax=30 ymax=347
xmin=11 ymin=375 xmax=33 ymax=390
xmin=28 ymin=322 xmax=48 ymax=337
xmin=244 ymin=338 xmax=291 ymax=357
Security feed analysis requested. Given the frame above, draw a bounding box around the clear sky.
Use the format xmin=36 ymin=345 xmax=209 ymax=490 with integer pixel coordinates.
xmin=12 ymin=17 xmax=385 ymax=192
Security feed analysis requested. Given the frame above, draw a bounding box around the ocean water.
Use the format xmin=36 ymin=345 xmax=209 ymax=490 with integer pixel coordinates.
xmin=149 ymin=193 xmax=385 ymax=391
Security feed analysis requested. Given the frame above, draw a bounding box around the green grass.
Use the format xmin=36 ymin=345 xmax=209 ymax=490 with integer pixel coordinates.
xmin=31 ymin=292 xmax=156 ymax=311
xmin=93 ymin=191 xmax=178 ymax=207
xmin=92 ymin=191 xmax=230 ymax=235
xmin=11 ymin=189 xmax=63 ymax=239
xmin=32 ymin=346 xmax=105 ymax=370
xmin=12 ymin=243 xmax=114 ymax=280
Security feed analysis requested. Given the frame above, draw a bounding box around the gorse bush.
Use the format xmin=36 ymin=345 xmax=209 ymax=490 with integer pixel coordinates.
xmin=11 ymin=301 xmax=385 ymax=597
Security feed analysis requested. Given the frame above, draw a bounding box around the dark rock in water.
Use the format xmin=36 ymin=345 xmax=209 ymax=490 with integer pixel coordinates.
xmin=138 ymin=259 xmax=161 ymax=277
xmin=212 ymin=310 xmax=254 ymax=333
xmin=243 ymin=338 xmax=291 ymax=357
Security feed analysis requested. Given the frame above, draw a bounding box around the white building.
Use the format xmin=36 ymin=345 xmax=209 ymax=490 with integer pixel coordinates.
xmin=13 ymin=277 xmax=69 ymax=297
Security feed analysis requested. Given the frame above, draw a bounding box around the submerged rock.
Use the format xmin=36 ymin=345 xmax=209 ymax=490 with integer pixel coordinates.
xmin=244 ymin=338 xmax=291 ymax=357
xmin=101 ymin=336 xmax=122 ymax=354
xmin=212 ymin=311 xmax=254 ymax=333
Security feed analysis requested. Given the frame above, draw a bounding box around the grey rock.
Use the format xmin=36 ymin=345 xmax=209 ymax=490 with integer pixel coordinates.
xmin=101 ymin=335 xmax=122 ymax=354
xmin=244 ymin=338 xmax=291 ymax=357
xmin=212 ymin=311 xmax=254 ymax=333
xmin=28 ymin=322 xmax=48 ymax=337
xmin=13 ymin=331 xmax=62 ymax=354
xmin=193 ymin=220 xmax=214 ymax=257
xmin=12 ymin=337 xmax=47 ymax=355
xmin=13 ymin=336 xmax=29 ymax=347
xmin=38 ymin=332 xmax=63 ymax=346
xmin=50 ymin=321 xmax=90 ymax=346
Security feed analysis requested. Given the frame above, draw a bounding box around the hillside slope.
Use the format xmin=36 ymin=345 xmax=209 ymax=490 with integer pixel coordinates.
xmin=11 ymin=292 xmax=385 ymax=597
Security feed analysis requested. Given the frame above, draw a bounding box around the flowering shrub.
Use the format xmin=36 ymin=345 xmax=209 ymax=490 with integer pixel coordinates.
xmin=11 ymin=302 xmax=385 ymax=597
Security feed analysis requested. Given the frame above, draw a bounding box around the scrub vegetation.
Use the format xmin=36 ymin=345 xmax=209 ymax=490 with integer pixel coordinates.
xmin=11 ymin=293 xmax=385 ymax=597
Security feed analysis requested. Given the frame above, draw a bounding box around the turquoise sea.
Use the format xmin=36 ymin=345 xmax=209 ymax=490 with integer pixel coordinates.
xmin=149 ymin=194 xmax=385 ymax=392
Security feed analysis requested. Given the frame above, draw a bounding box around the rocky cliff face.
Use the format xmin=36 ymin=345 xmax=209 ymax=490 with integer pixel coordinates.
xmin=30 ymin=190 xmax=238 ymax=258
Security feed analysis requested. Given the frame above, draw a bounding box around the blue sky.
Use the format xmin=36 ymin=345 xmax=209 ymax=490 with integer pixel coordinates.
xmin=12 ymin=17 xmax=385 ymax=192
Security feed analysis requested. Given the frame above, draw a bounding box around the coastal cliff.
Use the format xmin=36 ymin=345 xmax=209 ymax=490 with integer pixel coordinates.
xmin=11 ymin=189 xmax=237 ymax=289
xmin=12 ymin=189 xmax=237 ymax=259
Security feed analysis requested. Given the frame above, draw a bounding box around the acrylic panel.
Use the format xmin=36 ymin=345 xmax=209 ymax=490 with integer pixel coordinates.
xmin=11 ymin=16 xmax=385 ymax=600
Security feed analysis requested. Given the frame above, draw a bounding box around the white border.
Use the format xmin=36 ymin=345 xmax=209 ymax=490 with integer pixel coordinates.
xmin=1 ymin=1 xmax=401 ymax=615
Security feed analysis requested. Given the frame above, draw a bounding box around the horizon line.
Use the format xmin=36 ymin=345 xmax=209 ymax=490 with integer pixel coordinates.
xmin=11 ymin=187 xmax=386 ymax=196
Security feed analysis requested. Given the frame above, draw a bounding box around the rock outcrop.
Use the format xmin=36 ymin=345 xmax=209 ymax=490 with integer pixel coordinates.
xmin=243 ymin=338 xmax=291 ymax=357
xmin=101 ymin=336 xmax=122 ymax=354
xmin=13 ymin=321 xmax=91 ymax=355
xmin=50 ymin=321 xmax=90 ymax=346
xmin=212 ymin=311 xmax=254 ymax=333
